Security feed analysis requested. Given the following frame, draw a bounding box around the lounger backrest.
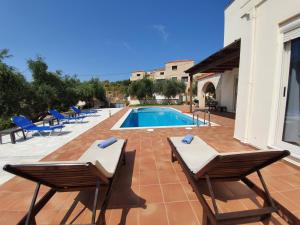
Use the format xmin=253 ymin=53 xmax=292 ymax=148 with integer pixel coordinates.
xmin=71 ymin=106 xmax=81 ymax=114
xmin=49 ymin=109 xmax=65 ymax=120
xmin=196 ymin=150 xmax=290 ymax=180
xmin=12 ymin=115 xmax=35 ymax=129
xmin=3 ymin=163 xmax=109 ymax=190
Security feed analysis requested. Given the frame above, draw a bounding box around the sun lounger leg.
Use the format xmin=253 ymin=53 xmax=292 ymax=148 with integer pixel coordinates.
xmin=205 ymin=174 xmax=219 ymax=215
xmin=257 ymin=170 xmax=276 ymax=211
xmin=17 ymin=188 xmax=56 ymax=225
xmin=91 ymin=180 xmax=100 ymax=224
xmin=202 ymin=212 xmax=211 ymax=225
xmin=171 ymin=152 xmax=176 ymax=162
xmin=122 ymin=153 xmax=126 ymax=165
xmin=21 ymin=129 xmax=26 ymax=140
xmin=25 ymin=183 xmax=40 ymax=225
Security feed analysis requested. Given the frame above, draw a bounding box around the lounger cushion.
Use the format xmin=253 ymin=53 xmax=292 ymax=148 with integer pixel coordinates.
xmin=170 ymin=136 xmax=218 ymax=174
xmin=79 ymin=139 xmax=125 ymax=178
xmin=169 ymin=136 xmax=208 ymax=147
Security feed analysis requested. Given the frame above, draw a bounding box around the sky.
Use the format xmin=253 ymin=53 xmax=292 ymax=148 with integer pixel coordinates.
xmin=0 ymin=0 xmax=230 ymax=81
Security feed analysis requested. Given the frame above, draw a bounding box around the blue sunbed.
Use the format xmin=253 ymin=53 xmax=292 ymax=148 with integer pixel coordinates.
xmin=71 ymin=106 xmax=97 ymax=116
xmin=12 ymin=115 xmax=64 ymax=136
xmin=49 ymin=109 xmax=85 ymax=123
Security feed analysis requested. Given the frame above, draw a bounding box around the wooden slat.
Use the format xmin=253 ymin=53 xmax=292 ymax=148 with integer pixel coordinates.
xmin=216 ymin=207 xmax=274 ymax=221
xmin=196 ymin=150 xmax=290 ymax=179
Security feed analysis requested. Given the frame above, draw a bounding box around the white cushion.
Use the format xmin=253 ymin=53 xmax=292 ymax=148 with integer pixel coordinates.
xmin=170 ymin=136 xmax=218 ymax=174
xmin=79 ymin=139 xmax=125 ymax=178
xmin=169 ymin=136 xmax=207 ymax=147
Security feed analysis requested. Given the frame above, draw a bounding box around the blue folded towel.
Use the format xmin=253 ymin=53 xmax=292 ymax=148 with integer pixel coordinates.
xmin=98 ymin=137 xmax=117 ymax=149
xmin=182 ymin=134 xmax=194 ymax=144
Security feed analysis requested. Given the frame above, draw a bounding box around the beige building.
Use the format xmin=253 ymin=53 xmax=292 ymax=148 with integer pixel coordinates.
xmin=130 ymin=71 xmax=147 ymax=81
xmin=151 ymin=68 xmax=166 ymax=80
xmin=164 ymin=60 xmax=194 ymax=84
xmin=130 ymin=60 xmax=195 ymax=88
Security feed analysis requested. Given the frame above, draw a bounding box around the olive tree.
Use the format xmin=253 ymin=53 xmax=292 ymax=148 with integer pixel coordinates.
xmin=128 ymin=78 xmax=154 ymax=102
xmin=154 ymin=79 xmax=186 ymax=102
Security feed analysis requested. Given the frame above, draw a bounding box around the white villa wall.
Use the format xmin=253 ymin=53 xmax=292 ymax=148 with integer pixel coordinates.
xmin=197 ymin=71 xmax=238 ymax=112
xmin=225 ymin=0 xmax=300 ymax=158
xmin=220 ymin=69 xmax=239 ymax=112
xmin=197 ymin=74 xmax=221 ymax=108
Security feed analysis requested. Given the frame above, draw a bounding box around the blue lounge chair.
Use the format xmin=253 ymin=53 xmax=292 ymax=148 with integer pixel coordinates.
xmin=71 ymin=106 xmax=97 ymax=116
xmin=12 ymin=115 xmax=64 ymax=136
xmin=49 ymin=109 xmax=85 ymax=123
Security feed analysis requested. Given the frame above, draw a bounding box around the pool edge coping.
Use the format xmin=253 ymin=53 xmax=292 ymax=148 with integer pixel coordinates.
xmin=110 ymin=107 xmax=218 ymax=130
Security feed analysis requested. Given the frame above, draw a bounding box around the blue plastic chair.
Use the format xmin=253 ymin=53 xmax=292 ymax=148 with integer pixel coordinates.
xmin=49 ymin=109 xmax=85 ymax=123
xmin=12 ymin=115 xmax=64 ymax=136
xmin=71 ymin=106 xmax=97 ymax=116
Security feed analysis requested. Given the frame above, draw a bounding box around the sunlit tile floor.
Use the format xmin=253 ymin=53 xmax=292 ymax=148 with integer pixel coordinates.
xmin=0 ymin=106 xmax=299 ymax=225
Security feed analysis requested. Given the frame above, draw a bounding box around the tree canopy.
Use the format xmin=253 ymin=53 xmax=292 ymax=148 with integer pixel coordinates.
xmin=0 ymin=50 xmax=107 ymax=129
xmin=128 ymin=78 xmax=154 ymax=100
xmin=129 ymin=78 xmax=186 ymax=102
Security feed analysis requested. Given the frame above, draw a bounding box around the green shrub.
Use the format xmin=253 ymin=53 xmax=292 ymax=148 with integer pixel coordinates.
xmin=0 ymin=117 xmax=12 ymax=130
xmin=0 ymin=50 xmax=108 ymax=129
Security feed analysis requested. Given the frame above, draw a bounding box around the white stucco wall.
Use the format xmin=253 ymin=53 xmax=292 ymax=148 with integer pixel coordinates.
xmin=220 ymin=68 xmax=239 ymax=112
xmin=197 ymin=71 xmax=238 ymax=112
xmin=225 ymin=0 xmax=300 ymax=157
xmin=197 ymin=74 xmax=221 ymax=108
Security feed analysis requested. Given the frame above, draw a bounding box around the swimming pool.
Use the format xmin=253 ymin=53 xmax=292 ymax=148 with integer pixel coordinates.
xmin=112 ymin=107 xmax=207 ymax=129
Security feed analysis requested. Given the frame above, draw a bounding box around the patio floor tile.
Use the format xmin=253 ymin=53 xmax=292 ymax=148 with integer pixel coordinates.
xmin=165 ymin=201 xmax=200 ymax=225
xmin=161 ymin=183 xmax=188 ymax=203
xmin=140 ymin=185 xmax=163 ymax=204
xmin=139 ymin=203 xmax=168 ymax=225
xmin=0 ymin=106 xmax=299 ymax=224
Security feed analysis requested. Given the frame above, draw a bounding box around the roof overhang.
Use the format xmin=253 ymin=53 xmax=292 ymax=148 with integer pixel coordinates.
xmin=186 ymin=39 xmax=241 ymax=75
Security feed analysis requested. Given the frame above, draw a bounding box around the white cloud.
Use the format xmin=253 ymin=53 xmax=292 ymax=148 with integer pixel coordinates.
xmin=152 ymin=24 xmax=169 ymax=41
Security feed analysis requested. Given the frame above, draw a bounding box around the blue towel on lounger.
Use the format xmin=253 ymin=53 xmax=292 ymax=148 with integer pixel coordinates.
xmin=98 ymin=137 xmax=117 ymax=149
xmin=182 ymin=134 xmax=194 ymax=144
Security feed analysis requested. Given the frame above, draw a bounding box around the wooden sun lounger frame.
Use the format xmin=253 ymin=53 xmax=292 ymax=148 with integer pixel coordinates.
xmin=3 ymin=140 xmax=127 ymax=225
xmin=167 ymin=138 xmax=299 ymax=225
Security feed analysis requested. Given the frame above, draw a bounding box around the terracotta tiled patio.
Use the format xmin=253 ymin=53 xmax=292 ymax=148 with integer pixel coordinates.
xmin=0 ymin=106 xmax=299 ymax=225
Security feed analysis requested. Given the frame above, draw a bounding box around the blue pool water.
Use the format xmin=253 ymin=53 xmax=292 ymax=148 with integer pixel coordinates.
xmin=121 ymin=107 xmax=205 ymax=128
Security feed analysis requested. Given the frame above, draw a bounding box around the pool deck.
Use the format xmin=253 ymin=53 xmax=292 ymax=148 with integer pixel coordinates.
xmin=0 ymin=106 xmax=299 ymax=225
xmin=0 ymin=108 xmax=121 ymax=185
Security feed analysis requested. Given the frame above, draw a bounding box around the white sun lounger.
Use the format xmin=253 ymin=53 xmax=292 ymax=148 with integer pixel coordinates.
xmin=3 ymin=139 xmax=127 ymax=225
xmin=168 ymin=136 xmax=290 ymax=224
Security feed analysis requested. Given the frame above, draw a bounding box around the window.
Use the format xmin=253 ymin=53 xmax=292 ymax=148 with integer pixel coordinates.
xmin=276 ymin=17 xmax=300 ymax=159
xmin=160 ymin=72 xmax=164 ymax=75
xmin=171 ymin=77 xmax=177 ymax=81
xmin=282 ymin=37 xmax=300 ymax=147
xmin=181 ymin=76 xmax=188 ymax=83
xmin=136 ymin=74 xmax=140 ymax=77
xmin=172 ymin=65 xmax=177 ymax=71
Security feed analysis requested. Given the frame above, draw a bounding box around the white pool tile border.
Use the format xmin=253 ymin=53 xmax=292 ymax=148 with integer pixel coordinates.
xmin=111 ymin=107 xmax=218 ymax=130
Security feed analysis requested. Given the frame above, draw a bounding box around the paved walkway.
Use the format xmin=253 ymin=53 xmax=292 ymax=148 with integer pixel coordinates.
xmin=0 ymin=108 xmax=121 ymax=184
xmin=0 ymin=106 xmax=299 ymax=225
